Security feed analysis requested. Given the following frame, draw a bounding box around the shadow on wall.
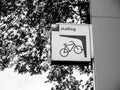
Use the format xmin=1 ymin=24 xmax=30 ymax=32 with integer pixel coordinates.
xmin=115 ymin=82 xmax=120 ymax=90
xmin=115 ymin=0 xmax=120 ymax=3
xmin=112 ymin=0 xmax=120 ymax=9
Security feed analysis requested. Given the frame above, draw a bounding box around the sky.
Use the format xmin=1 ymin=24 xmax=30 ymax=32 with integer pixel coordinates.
xmin=0 ymin=68 xmax=52 ymax=90
xmin=0 ymin=67 xmax=93 ymax=90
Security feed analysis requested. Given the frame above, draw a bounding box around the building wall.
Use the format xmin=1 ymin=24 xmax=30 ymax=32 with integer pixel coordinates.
xmin=91 ymin=0 xmax=120 ymax=90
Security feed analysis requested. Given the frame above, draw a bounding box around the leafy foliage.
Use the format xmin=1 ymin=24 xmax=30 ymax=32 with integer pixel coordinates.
xmin=0 ymin=0 xmax=93 ymax=90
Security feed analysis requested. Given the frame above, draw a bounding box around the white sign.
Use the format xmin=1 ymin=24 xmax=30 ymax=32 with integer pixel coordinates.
xmin=51 ymin=23 xmax=93 ymax=62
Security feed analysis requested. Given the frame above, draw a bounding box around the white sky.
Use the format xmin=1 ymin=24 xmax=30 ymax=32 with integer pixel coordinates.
xmin=0 ymin=67 xmax=94 ymax=90
xmin=0 ymin=68 xmax=52 ymax=90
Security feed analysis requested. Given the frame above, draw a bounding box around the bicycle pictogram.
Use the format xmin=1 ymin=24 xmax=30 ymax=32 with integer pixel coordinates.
xmin=59 ymin=41 xmax=84 ymax=57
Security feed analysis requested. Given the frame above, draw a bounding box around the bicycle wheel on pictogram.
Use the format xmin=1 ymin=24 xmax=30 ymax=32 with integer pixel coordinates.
xmin=74 ymin=45 xmax=83 ymax=54
xmin=59 ymin=48 xmax=69 ymax=57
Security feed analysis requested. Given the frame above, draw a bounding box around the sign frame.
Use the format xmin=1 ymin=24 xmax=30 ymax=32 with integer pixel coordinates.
xmin=51 ymin=23 xmax=94 ymax=64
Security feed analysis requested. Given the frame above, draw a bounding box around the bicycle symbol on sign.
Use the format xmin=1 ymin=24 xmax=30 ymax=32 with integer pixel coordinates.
xmin=59 ymin=41 xmax=84 ymax=57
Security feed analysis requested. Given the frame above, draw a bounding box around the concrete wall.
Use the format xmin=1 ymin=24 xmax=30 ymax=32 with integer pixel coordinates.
xmin=92 ymin=0 xmax=120 ymax=17
xmin=91 ymin=0 xmax=120 ymax=90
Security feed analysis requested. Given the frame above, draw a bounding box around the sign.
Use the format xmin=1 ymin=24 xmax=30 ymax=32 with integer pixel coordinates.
xmin=51 ymin=23 xmax=93 ymax=63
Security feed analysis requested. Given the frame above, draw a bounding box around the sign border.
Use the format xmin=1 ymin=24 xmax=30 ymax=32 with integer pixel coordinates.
xmin=51 ymin=23 xmax=93 ymax=64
